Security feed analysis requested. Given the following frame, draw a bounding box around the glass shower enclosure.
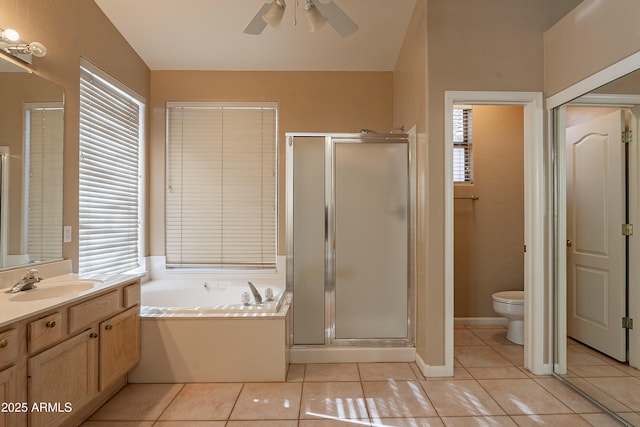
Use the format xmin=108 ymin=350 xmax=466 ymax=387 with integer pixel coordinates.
xmin=286 ymin=133 xmax=414 ymax=347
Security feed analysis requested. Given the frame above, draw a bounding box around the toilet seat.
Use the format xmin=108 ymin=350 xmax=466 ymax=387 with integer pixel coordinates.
xmin=492 ymin=291 xmax=524 ymax=305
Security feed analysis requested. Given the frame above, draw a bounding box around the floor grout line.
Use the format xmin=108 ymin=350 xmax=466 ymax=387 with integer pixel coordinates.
xmin=81 ymin=326 xmax=636 ymax=426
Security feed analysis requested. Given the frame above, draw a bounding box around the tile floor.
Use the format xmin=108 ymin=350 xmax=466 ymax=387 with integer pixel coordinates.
xmin=563 ymin=337 xmax=640 ymax=424
xmin=81 ymin=325 xmax=627 ymax=426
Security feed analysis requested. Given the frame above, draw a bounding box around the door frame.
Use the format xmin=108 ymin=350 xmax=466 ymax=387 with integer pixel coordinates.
xmin=445 ymin=91 xmax=547 ymax=375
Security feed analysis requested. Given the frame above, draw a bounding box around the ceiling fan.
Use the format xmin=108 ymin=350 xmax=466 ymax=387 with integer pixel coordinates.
xmin=244 ymin=0 xmax=359 ymax=37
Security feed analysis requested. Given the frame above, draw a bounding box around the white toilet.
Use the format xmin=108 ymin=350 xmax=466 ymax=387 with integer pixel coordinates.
xmin=491 ymin=290 xmax=524 ymax=345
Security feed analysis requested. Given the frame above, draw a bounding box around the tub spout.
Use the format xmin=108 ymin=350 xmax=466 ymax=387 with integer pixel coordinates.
xmin=247 ymin=281 xmax=263 ymax=304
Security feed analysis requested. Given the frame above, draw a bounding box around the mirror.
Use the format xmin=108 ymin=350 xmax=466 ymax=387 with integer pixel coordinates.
xmin=0 ymin=54 xmax=64 ymax=269
xmin=554 ymin=68 xmax=640 ymax=424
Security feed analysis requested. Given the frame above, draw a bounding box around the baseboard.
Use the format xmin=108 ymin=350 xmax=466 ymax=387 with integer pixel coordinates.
xmin=455 ymin=317 xmax=508 ymax=327
xmin=415 ymin=353 xmax=453 ymax=378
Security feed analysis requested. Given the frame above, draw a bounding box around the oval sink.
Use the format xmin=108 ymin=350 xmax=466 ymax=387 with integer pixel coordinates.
xmin=9 ymin=280 xmax=102 ymax=302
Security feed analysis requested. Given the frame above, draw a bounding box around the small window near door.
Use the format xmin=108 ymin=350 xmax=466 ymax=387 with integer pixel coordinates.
xmin=453 ymin=106 xmax=473 ymax=183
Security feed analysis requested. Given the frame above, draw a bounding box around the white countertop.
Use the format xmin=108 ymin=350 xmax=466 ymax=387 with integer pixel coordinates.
xmin=0 ymin=272 xmax=143 ymax=328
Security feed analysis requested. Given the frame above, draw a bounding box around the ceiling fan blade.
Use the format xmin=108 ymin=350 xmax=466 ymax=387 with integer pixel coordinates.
xmin=243 ymin=2 xmax=273 ymax=35
xmin=311 ymin=0 xmax=358 ymax=37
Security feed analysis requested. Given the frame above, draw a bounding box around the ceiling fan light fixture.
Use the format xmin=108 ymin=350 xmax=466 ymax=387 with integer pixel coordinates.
xmin=262 ymin=0 xmax=286 ymax=29
xmin=244 ymin=0 xmax=357 ymax=36
xmin=304 ymin=1 xmax=327 ymax=32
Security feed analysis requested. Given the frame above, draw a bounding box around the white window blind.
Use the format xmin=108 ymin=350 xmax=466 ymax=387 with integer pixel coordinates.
xmin=25 ymin=105 xmax=64 ymax=261
xmin=79 ymin=64 xmax=144 ymax=275
xmin=453 ymin=106 xmax=473 ymax=183
xmin=166 ymin=102 xmax=277 ymax=268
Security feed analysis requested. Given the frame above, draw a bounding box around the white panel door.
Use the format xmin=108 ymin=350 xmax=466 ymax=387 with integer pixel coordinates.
xmin=566 ymin=109 xmax=626 ymax=361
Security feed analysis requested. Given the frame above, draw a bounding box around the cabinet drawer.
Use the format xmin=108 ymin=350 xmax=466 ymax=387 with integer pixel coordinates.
xmin=69 ymin=290 xmax=121 ymax=333
xmin=124 ymin=283 xmax=141 ymax=307
xmin=0 ymin=329 xmax=18 ymax=368
xmin=29 ymin=313 xmax=63 ymax=354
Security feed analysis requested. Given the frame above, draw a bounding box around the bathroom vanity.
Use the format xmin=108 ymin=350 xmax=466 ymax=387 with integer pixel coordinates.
xmin=0 ymin=265 xmax=141 ymax=427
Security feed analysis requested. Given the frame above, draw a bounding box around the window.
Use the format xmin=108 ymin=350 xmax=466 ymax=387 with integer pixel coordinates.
xmin=453 ymin=106 xmax=473 ymax=183
xmin=165 ymin=102 xmax=277 ymax=268
xmin=25 ymin=104 xmax=64 ymax=261
xmin=79 ymin=61 xmax=144 ymax=275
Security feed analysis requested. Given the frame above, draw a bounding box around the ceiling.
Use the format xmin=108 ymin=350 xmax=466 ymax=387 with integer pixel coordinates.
xmin=94 ymin=0 xmax=417 ymax=72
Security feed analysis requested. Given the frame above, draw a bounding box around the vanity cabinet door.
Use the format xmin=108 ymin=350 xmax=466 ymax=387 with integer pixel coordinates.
xmin=0 ymin=365 xmax=20 ymax=427
xmin=99 ymin=306 xmax=139 ymax=390
xmin=28 ymin=328 xmax=98 ymax=427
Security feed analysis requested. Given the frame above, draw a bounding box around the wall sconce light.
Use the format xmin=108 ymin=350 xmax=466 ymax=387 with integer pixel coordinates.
xmin=0 ymin=26 xmax=47 ymax=64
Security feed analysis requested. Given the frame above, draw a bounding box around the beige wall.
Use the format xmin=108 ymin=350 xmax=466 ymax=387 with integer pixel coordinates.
xmin=565 ymin=107 xmax=619 ymax=129
xmin=149 ymin=71 xmax=394 ymax=256
xmin=392 ymin=0 xmax=434 ymax=367
xmin=416 ymin=0 xmax=578 ymax=367
xmin=545 ymin=0 xmax=640 ymax=97
xmin=0 ymin=0 xmax=150 ymax=271
xmin=454 ymin=106 xmax=524 ymax=317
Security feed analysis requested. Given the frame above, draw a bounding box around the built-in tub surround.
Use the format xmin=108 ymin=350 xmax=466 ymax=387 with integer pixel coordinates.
xmin=130 ymin=256 xmax=290 ymax=383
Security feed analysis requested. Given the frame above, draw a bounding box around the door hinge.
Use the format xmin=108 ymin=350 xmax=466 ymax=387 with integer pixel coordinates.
xmin=623 ymin=317 xmax=634 ymax=329
xmin=622 ymin=130 xmax=633 ymax=144
xmin=622 ymin=224 xmax=634 ymax=236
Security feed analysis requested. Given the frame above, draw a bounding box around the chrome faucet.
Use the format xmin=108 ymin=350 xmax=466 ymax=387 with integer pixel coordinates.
xmin=247 ymin=281 xmax=262 ymax=304
xmin=6 ymin=269 xmax=42 ymax=293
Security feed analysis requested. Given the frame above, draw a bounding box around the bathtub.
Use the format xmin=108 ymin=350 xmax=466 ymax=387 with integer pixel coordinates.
xmin=139 ymin=279 xmax=285 ymax=316
xmin=128 ymin=277 xmax=291 ymax=383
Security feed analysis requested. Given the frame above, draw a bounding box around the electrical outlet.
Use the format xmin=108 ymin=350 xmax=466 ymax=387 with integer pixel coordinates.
xmin=63 ymin=226 xmax=72 ymax=243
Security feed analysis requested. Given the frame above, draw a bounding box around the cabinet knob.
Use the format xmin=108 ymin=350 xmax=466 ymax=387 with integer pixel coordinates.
xmin=46 ymin=320 xmax=56 ymax=328
xmin=0 ymin=339 xmax=7 ymax=348
xmin=104 ymin=324 xmax=113 ymax=331
xmin=90 ymin=333 xmax=98 ymax=339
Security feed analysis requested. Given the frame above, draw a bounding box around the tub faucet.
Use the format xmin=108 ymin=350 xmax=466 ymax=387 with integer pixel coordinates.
xmin=247 ymin=281 xmax=262 ymax=304
xmin=6 ymin=269 xmax=42 ymax=293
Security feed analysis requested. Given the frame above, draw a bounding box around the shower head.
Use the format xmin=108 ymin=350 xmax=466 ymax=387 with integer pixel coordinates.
xmin=360 ymin=128 xmax=377 ymax=134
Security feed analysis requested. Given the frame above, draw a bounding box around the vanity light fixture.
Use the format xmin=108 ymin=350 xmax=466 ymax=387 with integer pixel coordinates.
xmin=6 ymin=41 xmax=47 ymax=57
xmin=0 ymin=28 xmax=20 ymax=42
xmin=0 ymin=25 xmax=47 ymax=64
